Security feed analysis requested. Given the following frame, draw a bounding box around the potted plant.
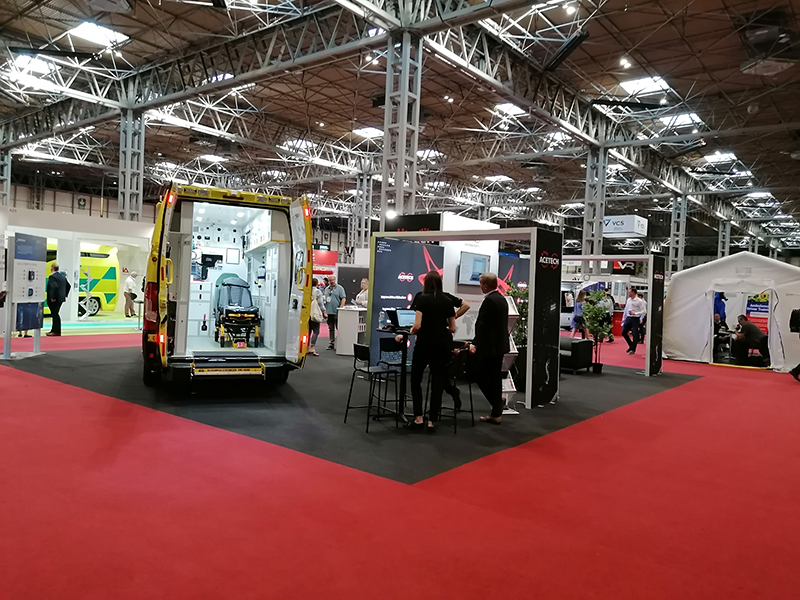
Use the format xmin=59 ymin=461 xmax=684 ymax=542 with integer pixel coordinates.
xmin=506 ymin=283 xmax=528 ymax=390
xmin=583 ymin=289 xmax=613 ymax=374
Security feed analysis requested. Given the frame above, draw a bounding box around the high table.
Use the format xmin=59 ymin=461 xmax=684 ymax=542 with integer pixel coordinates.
xmin=376 ymin=326 xmax=410 ymax=424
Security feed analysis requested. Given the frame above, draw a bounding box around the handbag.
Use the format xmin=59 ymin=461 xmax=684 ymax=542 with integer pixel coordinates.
xmin=310 ymin=291 xmax=324 ymax=323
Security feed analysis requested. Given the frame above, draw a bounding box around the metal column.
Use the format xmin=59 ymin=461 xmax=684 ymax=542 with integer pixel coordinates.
xmin=581 ymin=145 xmax=607 ymax=273
xmin=380 ymin=31 xmax=422 ymax=231
xmin=754 ymin=236 xmax=759 ymax=255
xmin=717 ymin=220 xmax=731 ymax=258
xmin=668 ymin=194 xmax=687 ymax=275
xmin=119 ymin=109 xmax=145 ymax=221
xmin=347 ymin=170 xmax=372 ymax=259
xmin=769 ymin=246 xmax=779 ymax=260
xmin=0 ymin=150 xmax=10 ymax=207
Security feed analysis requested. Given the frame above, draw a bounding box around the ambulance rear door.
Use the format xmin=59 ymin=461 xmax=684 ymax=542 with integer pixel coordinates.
xmin=284 ymin=197 xmax=313 ymax=366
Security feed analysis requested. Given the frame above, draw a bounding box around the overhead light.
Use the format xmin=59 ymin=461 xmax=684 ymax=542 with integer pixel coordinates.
xmin=620 ymin=76 xmax=671 ymax=96
xmin=12 ymin=54 xmax=58 ymax=75
xmin=386 ymin=209 xmax=397 ymax=219
xmin=200 ymin=154 xmax=227 ymax=162
xmin=68 ymin=22 xmax=129 ymax=47
xmin=230 ymin=220 xmax=237 ymax=225
xmin=280 ymin=139 xmax=317 ymax=152
xmin=237 ymin=212 xmax=244 ymax=217
xmin=485 ymin=174 xmax=514 ymax=183
xmin=318 ymin=122 xmax=325 ymax=127
xmin=417 ymin=149 xmax=444 ymax=161
xmin=620 ymin=57 xmax=631 ymax=68
xmin=261 ymin=169 xmax=287 ymax=179
xmin=353 ymin=126 xmax=383 ymax=139
xmin=659 ymin=97 xmax=668 ymax=105
xmin=704 ymin=151 xmax=737 ymax=164
xmin=563 ymin=3 xmax=576 ymax=15
xmin=692 ymin=128 xmax=699 ymax=134
xmin=658 ymin=113 xmax=702 ymax=127
xmin=495 ymin=103 xmax=525 ymax=116
xmin=198 ymin=208 xmax=206 ymax=214
xmin=196 ymin=217 xmax=202 ymax=222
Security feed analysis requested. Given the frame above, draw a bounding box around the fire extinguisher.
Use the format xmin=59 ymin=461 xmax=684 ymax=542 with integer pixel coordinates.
xmin=201 ymin=315 xmax=208 ymax=332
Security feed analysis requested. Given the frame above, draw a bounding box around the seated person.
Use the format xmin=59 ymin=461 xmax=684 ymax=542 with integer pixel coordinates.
xmin=732 ymin=314 xmax=770 ymax=365
xmin=713 ymin=313 xmax=730 ymax=358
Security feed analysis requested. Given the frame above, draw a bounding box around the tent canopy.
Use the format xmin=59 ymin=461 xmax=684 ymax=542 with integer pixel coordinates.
xmin=663 ymin=252 xmax=800 ymax=371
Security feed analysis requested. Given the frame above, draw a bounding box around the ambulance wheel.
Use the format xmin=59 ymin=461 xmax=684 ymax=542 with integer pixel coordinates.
xmin=86 ymin=297 xmax=101 ymax=316
xmin=143 ymin=365 xmax=161 ymax=387
xmin=267 ymin=366 xmax=290 ymax=384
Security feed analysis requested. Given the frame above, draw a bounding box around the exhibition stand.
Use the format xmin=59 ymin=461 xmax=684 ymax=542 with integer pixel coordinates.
xmin=367 ymin=227 xmax=563 ymax=410
xmin=561 ymin=254 xmax=666 ymax=376
xmin=664 ymin=251 xmax=800 ymax=371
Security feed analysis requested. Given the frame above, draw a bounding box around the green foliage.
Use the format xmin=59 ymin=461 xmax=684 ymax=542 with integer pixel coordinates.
xmin=506 ymin=283 xmax=528 ymax=347
xmin=583 ymin=289 xmax=612 ymax=363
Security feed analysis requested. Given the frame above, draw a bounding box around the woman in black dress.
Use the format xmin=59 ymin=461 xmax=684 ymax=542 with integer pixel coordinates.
xmin=406 ymin=270 xmax=456 ymax=431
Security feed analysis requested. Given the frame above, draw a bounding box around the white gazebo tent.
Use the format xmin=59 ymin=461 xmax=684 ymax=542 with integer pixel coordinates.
xmin=664 ymin=252 xmax=800 ymax=371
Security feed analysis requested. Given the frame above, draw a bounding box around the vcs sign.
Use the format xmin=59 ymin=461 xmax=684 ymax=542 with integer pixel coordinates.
xmin=603 ymin=215 xmax=648 ymax=239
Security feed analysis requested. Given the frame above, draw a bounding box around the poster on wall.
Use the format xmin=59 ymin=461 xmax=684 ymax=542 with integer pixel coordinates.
xmin=13 ymin=233 xmax=47 ymax=331
xmin=497 ymin=253 xmax=530 ymax=294
xmin=745 ymin=293 xmax=770 ymax=333
xmin=369 ymin=238 xmax=444 ymax=363
xmin=529 ymin=229 xmax=562 ymax=406
xmin=647 ymin=254 xmax=666 ymax=376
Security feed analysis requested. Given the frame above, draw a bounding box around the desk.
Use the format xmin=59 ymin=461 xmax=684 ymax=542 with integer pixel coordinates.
xmin=376 ymin=327 xmax=410 ymax=423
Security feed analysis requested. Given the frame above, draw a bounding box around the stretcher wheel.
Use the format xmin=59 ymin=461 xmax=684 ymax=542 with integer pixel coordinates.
xmin=219 ymin=335 xmax=225 ymax=348
xmin=254 ymin=335 xmax=260 ymax=347
xmin=214 ymin=329 xmax=219 ymax=342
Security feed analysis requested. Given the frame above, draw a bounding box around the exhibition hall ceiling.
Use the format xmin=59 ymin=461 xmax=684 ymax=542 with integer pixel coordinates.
xmin=0 ymin=0 xmax=799 ymax=254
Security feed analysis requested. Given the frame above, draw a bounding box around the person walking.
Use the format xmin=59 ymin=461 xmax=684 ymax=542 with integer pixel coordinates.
xmin=469 ymin=273 xmax=510 ymax=425
xmin=621 ymin=287 xmax=646 ymax=354
xmin=405 ymin=270 xmax=456 ymax=432
xmin=46 ymin=263 xmax=71 ymax=337
xmin=571 ymin=289 xmax=589 ymax=339
xmin=308 ymin=278 xmax=326 ymax=356
xmin=123 ymin=272 xmax=138 ymax=318
xmin=323 ymin=274 xmax=346 ymax=350
xmin=599 ymin=290 xmax=615 ymax=342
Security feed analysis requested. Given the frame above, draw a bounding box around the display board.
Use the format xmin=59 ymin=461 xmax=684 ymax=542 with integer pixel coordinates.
xmin=457 ymin=251 xmax=490 ymax=286
xmin=745 ymin=293 xmax=770 ymax=333
xmin=338 ymin=265 xmax=370 ymax=305
xmin=384 ymin=213 xmax=441 ymax=234
xmin=13 ymin=233 xmax=47 ymax=331
xmin=528 ymin=229 xmax=563 ymax=405
xmin=498 ymin=253 xmax=530 ymax=293
xmin=648 ymin=254 xmax=666 ymax=376
xmin=369 ymin=238 xmax=444 ymax=364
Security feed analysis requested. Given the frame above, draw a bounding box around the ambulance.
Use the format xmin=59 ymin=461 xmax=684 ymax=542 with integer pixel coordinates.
xmin=141 ymin=184 xmax=313 ymax=386
xmin=45 ymin=243 xmax=120 ymax=316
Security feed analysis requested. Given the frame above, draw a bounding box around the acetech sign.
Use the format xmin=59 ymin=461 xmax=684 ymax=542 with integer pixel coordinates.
xmin=603 ymin=215 xmax=648 ymax=239
xmin=397 ymin=272 xmax=414 ymax=282
xmin=538 ymin=251 xmax=560 ymax=269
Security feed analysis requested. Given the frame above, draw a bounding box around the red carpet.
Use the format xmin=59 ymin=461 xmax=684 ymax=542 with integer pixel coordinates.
xmin=0 ymin=333 xmax=139 ymax=353
xmin=2 ymin=347 xmax=800 ymax=597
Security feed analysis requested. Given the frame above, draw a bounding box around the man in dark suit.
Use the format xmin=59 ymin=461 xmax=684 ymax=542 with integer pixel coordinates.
xmin=469 ymin=272 xmax=510 ymax=425
xmin=46 ymin=263 xmax=71 ymax=337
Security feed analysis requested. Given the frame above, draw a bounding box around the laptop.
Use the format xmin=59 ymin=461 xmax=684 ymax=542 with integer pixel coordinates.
xmin=396 ymin=309 xmax=416 ymax=328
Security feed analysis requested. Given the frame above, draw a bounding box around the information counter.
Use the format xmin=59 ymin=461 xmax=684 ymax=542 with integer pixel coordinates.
xmin=336 ymin=306 xmax=367 ymax=356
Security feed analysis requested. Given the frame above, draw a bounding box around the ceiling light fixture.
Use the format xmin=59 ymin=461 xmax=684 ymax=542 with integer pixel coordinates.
xmin=237 ymin=212 xmax=244 ymax=217
xmin=620 ymin=57 xmax=631 ymax=68
xmin=386 ymin=209 xmax=397 ymax=219
xmin=196 ymin=217 xmax=202 ymax=222
xmin=230 ymin=220 xmax=237 ymax=225
xmin=563 ymin=2 xmax=576 ymax=15
xmin=198 ymin=208 xmax=206 ymax=214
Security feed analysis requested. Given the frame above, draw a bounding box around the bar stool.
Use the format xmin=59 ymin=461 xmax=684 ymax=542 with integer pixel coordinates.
xmin=344 ymin=343 xmax=400 ymax=432
xmin=423 ymin=345 xmax=475 ymax=433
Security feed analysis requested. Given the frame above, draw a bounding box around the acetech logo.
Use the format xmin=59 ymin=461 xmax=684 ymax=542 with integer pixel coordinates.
xmin=538 ymin=251 xmax=560 ymax=269
xmin=654 ymin=270 xmax=665 ymax=281
xmin=398 ymin=272 xmax=414 ymax=282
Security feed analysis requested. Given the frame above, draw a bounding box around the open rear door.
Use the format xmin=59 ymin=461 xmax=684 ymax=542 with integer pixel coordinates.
xmin=285 ymin=197 xmax=313 ymax=365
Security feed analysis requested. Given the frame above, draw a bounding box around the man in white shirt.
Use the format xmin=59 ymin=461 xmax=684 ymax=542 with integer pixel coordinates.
xmin=622 ymin=287 xmax=646 ymax=354
xmin=123 ymin=272 xmax=138 ymax=318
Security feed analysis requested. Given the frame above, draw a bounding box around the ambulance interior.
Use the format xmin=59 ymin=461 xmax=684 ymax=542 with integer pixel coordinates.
xmin=167 ymin=200 xmax=291 ymax=357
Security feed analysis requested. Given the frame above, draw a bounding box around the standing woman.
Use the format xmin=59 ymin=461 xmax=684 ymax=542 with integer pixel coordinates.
xmin=405 ymin=270 xmax=456 ymax=431
xmin=308 ymin=278 xmax=326 ymax=356
xmin=355 ymin=278 xmax=369 ymax=307
xmin=571 ymin=289 xmax=590 ymax=339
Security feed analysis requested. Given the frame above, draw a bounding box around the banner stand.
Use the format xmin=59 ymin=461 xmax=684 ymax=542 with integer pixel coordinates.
xmin=2 ymin=232 xmax=47 ymax=361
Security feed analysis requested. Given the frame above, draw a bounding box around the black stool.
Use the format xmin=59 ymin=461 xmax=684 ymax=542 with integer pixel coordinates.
xmin=344 ymin=343 xmax=400 ymax=432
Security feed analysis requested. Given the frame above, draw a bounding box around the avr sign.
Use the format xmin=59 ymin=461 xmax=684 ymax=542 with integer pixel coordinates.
xmin=603 ymin=215 xmax=648 ymax=238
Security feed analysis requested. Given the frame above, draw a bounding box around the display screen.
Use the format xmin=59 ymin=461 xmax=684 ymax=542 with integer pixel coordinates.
xmin=201 ymin=253 xmax=223 ymax=268
xmin=458 ymin=252 xmax=490 ymax=286
xmin=396 ymin=309 xmax=416 ymax=328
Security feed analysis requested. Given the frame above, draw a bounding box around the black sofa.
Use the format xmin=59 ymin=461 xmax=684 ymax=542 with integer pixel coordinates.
xmin=559 ymin=338 xmax=594 ymax=374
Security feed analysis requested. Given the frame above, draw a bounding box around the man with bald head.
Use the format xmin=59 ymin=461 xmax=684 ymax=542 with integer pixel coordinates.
xmin=469 ymin=272 xmax=510 ymax=424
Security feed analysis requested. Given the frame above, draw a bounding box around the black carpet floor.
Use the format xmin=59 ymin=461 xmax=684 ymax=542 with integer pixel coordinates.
xmin=7 ymin=347 xmax=698 ymax=484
